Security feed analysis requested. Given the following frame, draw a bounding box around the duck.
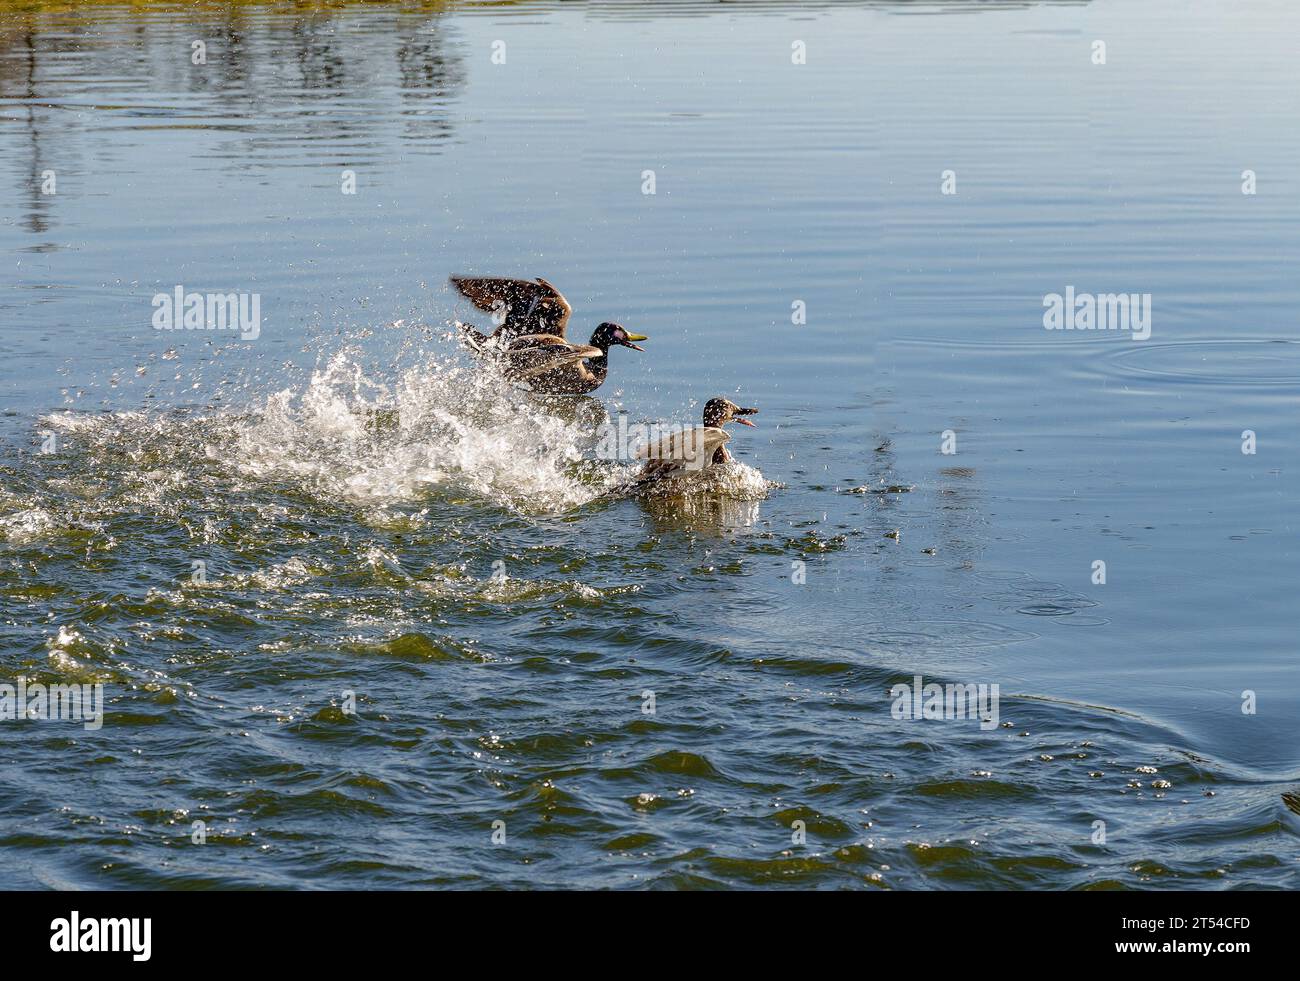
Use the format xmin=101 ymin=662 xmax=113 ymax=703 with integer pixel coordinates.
xmin=632 ymin=397 xmax=758 ymax=486
xmin=495 ymin=323 xmax=647 ymax=395
xmin=450 ymin=275 xmax=646 ymax=394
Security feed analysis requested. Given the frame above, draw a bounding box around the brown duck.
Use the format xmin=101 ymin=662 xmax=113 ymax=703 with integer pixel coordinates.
xmin=633 ymin=397 xmax=758 ymax=485
xmin=450 ymin=276 xmax=647 ymax=395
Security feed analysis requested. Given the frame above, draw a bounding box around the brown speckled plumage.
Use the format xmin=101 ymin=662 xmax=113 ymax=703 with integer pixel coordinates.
xmin=451 ymin=276 xmax=645 ymax=395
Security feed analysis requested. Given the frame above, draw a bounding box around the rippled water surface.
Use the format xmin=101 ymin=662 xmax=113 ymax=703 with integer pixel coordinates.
xmin=1 ymin=0 xmax=1298 ymax=889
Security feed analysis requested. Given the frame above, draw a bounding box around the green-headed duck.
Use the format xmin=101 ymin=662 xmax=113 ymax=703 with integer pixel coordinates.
xmin=450 ymin=276 xmax=646 ymax=394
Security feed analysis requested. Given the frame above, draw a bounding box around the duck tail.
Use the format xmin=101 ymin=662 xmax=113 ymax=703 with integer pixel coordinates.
xmin=608 ymin=462 xmax=674 ymax=499
xmin=603 ymin=477 xmax=645 ymax=501
xmin=456 ymin=320 xmax=493 ymax=354
xmin=611 ymin=475 xmax=644 ymax=497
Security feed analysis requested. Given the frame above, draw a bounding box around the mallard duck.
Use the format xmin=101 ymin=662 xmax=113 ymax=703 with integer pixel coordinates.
xmin=494 ymin=323 xmax=646 ymax=395
xmin=633 ymin=397 xmax=758 ymax=485
xmin=450 ymin=275 xmax=646 ymax=394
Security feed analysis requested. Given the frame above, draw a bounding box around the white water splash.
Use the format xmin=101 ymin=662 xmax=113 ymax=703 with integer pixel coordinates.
xmin=0 ymin=507 xmax=59 ymax=543
xmin=41 ymin=345 xmax=622 ymax=514
xmin=635 ymin=460 xmax=771 ymax=501
xmin=226 ymin=349 xmax=620 ymax=511
xmin=38 ymin=342 xmax=769 ymax=517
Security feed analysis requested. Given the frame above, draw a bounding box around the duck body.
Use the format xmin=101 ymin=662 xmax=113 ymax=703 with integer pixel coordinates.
xmin=450 ymin=276 xmax=646 ymax=395
xmin=497 ymin=333 xmax=607 ymax=394
xmin=635 ymin=425 xmax=732 ymax=483
xmin=631 ymin=398 xmax=758 ymax=488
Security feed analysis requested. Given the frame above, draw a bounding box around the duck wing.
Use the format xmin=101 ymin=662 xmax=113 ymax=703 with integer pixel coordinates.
xmin=450 ymin=276 xmax=573 ymax=338
xmin=635 ymin=425 xmax=730 ymax=478
xmin=502 ymin=334 xmax=601 ymax=380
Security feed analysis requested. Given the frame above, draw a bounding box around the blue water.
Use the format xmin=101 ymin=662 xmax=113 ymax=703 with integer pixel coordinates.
xmin=0 ymin=0 xmax=1297 ymax=889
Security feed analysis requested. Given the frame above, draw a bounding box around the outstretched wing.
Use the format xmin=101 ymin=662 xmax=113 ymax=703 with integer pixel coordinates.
xmin=450 ymin=276 xmax=572 ymax=338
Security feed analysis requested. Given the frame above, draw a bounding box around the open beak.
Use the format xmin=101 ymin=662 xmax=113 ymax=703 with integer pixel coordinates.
xmin=622 ymin=332 xmax=647 ymax=352
xmin=735 ymin=406 xmax=758 ymax=427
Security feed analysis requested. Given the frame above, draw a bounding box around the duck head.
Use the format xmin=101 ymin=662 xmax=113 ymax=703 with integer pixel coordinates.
xmin=590 ymin=322 xmax=647 ymax=352
xmin=703 ymin=397 xmax=758 ymax=428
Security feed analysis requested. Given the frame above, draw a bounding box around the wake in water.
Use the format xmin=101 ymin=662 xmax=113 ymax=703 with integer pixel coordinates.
xmin=33 ymin=339 xmax=770 ymax=521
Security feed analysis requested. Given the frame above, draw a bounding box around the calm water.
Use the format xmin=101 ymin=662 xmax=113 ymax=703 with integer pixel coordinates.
xmin=1 ymin=0 xmax=1297 ymax=889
